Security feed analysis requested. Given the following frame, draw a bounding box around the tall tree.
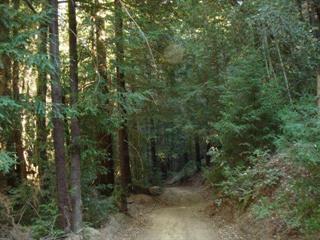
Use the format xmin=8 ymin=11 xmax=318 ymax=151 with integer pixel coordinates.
xmin=12 ymin=0 xmax=27 ymax=182
xmin=49 ymin=0 xmax=70 ymax=230
xmin=312 ymin=1 xmax=320 ymax=107
xmin=0 ymin=0 xmax=11 ymax=189
xmin=0 ymin=0 xmax=10 ymax=96
xmin=95 ymin=6 xmax=115 ymax=194
xmin=68 ymin=0 xmax=82 ymax=232
xmin=115 ymin=0 xmax=131 ymax=212
xmin=36 ymin=4 xmax=48 ymax=188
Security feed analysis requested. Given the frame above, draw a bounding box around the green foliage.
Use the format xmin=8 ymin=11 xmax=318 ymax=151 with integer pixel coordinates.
xmin=215 ymin=50 xmax=281 ymax=164
xmin=209 ymin=150 xmax=282 ymax=209
xmin=83 ymin=196 xmax=116 ymax=227
xmin=202 ymin=0 xmax=320 ymax=235
xmin=31 ymin=202 xmax=64 ymax=239
xmin=203 ymin=147 xmax=225 ymax=184
xmin=273 ymin=98 xmax=320 ymax=233
xmin=252 ymin=197 xmax=275 ymax=220
xmin=276 ymin=97 xmax=320 ymax=168
xmin=0 ymin=151 xmax=16 ymax=173
xmin=0 ymin=3 xmax=51 ymax=68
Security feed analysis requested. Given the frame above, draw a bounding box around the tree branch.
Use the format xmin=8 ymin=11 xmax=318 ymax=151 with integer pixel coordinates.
xmin=23 ymin=0 xmax=37 ymax=13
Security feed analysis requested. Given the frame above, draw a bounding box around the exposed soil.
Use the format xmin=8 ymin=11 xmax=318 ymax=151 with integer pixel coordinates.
xmin=105 ymin=186 xmax=247 ymax=240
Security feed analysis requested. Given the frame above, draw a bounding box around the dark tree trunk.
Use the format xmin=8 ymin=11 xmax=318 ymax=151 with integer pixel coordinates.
xmin=309 ymin=1 xmax=320 ymax=106
xmin=118 ymin=126 xmax=131 ymax=186
xmin=12 ymin=0 xmax=26 ymax=182
xmin=296 ymin=0 xmax=303 ymax=19
xmin=184 ymin=152 xmax=189 ymax=164
xmin=12 ymin=0 xmax=27 ymax=182
xmin=206 ymin=142 xmax=211 ymax=166
xmin=0 ymin=0 xmax=10 ymax=97
xmin=97 ymin=133 xmax=114 ymax=194
xmin=36 ymin=19 xmax=48 ymax=188
xmin=115 ymin=0 xmax=131 ymax=212
xmin=0 ymin=0 xmax=10 ymax=189
xmin=62 ymin=95 xmax=71 ymax=150
xmin=68 ymin=0 xmax=82 ymax=232
xmin=12 ymin=60 xmax=27 ymax=181
xmin=151 ymin=137 xmax=157 ymax=169
xmin=195 ymin=136 xmax=201 ymax=171
xmin=95 ymin=11 xmax=115 ymax=194
xmin=150 ymin=119 xmax=158 ymax=180
xmin=49 ymin=0 xmax=71 ymax=231
xmin=315 ymin=3 xmax=320 ymax=107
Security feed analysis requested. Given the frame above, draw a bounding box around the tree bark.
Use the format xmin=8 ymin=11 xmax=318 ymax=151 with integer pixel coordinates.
xmin=49 ymin=0 xmax=71 ymax=231
xmin=36 ymin=17 xmax=48 ymax=188
xmin=12 ymin=0 xmax=27 ymax=183
xmin=206 ymin=142 xmax=211 ymax=166
xmin=150 ymin=118 xmax=158 ymax=181
xmin=12 ymin=61 xmax=27 ymax=181
xmin=306 ymin=1 xmax=320 ymax=106
xmin=195 ymin=136 xmax=201 ymax=171
xmin=68 ymin=0 xmax=82 ymax=232
xmin=317 ymin=70 xmax=320 ymax=107
xmin=183 ymin=152 xmax=189 ymax=164
xmin=0 ymin=0 xmax=10 ymax=97
xmin=296 ymin=0 xmax=303 ymax=19
xmin=115 ymin=0 xmax=131 ymax=213
xmin=313 ymin=2 xmax=320 ymax=107
xmin=0 ymin=0 xmax=10 ymax=189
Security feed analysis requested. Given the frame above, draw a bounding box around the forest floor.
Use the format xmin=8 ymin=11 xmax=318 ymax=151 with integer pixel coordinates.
xmin=101 ymin=181 xmax=249 ymax=240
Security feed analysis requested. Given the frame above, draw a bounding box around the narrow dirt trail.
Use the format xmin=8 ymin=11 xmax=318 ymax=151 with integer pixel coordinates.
xmin=125 ymin=187 xmax=246 ymax=240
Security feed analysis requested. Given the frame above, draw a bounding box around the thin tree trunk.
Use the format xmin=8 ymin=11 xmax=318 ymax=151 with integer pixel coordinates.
xmin=150 ymin=136 xmax=157 ymax=170
xmin=118 ymin=126 xmax=131 ymax=204
xmin=0 ymin=0 xmax=10 ymax=189
xmin=68 ymin=0 xmax=82 ymax=233
xmin=12 ymin=61 xmax=27 ymax=181
xmin=36 ymin=18 xmax=48 ymax=188
xmin=313 ymin=2 xmax=320 ymax=107
xmin=195 ymin=136 xmax=201 ymax=171
xmin=317 ymin=70 xmax=320 ymax=107
xmin=0 ymin=0 xmax=10 ymax=97
xmin=12 ymin=0 xmax=27 ymax=182
xmin=275 ymin=41 xmax=292 ymax=104
xmin=184 ymin=152 xmax=189 ymax=164
xmin=62 ymin=95 xmax=71 ymax=150
xmin=296 ymin=0 xmax=303 ymax=19
xmin=97 ymin=133 xmax=114 ymax=193
xmin=206 ymin=142 xmax=211 ymax=166
xmin=306 ymin=1 xmax=320 ymax=106
xmin=49 ymin=0 xmax=70 ymax=231
xmin=150 ymin=118 xmax=158 ymax=182
xmin=115 ymin=0 xmax=131 ymax=212
xmin=95 ymin=10 xmax=115 ymax=194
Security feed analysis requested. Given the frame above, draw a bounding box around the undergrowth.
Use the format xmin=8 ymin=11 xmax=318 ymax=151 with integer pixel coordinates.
xmin=205 ymin=98 xmax=320 ymax=236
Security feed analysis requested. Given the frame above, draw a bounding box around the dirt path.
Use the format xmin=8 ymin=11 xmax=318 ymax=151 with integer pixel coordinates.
xmin=109 ymin=186 xmax=246 ymax=240
xmin=135 ymin=203 xmax=218 ymax=240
